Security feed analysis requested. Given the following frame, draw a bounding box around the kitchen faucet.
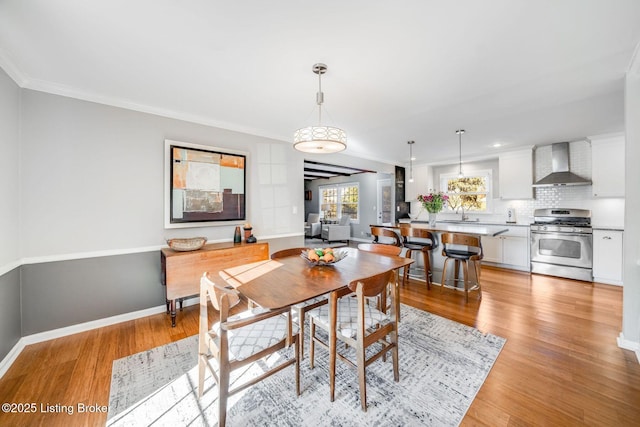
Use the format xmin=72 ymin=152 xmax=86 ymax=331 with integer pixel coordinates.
xmin=460 ymin=204 xmax=469 ymax=221
xmin=458 ymin=204 xmax=469 ymax=221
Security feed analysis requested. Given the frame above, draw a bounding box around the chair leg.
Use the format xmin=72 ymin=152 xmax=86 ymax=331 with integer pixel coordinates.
xmin=392 ymin=333 xmax=400 ymax=382
xmin=198 ymin=355 xmax=206 ymax=398
xmin=295 ymin=334 xmax=301 ymax=396
xmin=298 ymin=307 xmax=305 ymax=359
xmin=309 ymin=319 xmax=316 ymax=369
xmin=356 ymin=336 xmax=367 ymax=411
xmin=441 ymin=257 xmax=450 ymax=292
xmin=421 ymin=248 xmax=431 ymax=290
xmin=218 ymin=365 xmax=230 ymax=427
xmin=462 ymin=260 xmax=469 ymax=303
xmin=474 ymin=260 xmax=482 ymax=300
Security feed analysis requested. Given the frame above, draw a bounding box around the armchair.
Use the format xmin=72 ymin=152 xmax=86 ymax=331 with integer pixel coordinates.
xmin=321 ymin=215 xmax=351 ymax=243
xmin=305 ymin=213 xmax=321 ymax=237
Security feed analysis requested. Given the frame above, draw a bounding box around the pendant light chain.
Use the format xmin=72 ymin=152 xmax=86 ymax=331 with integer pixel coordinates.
xmin=456 ymin=129 xmax=465 ymax=178
xmin=408 ymin=140 xmax=415 ymax=183
xmin=317 ymin=68 xmax=323 ymax=124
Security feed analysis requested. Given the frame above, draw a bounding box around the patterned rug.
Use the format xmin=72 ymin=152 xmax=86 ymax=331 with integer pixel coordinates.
xmin=107 ymin=305 xmax=505 ymax=426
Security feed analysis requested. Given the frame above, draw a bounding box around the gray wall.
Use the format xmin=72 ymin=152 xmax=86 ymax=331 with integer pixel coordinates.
xmin=0 ymin=269 xmax=20 ymax=359
xmin=623 ymin=49 xmax=640 ymax=346
xmin=0 ymin=67 xmax=21 ymax=357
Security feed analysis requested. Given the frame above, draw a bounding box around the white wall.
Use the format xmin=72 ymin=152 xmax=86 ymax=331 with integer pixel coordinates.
xmin=0 ymin=67 xmax=20 ymax=268
xmin=19 ymin=90 xmax=304 ymax=259
xmin=622 ymin=45 xmax=640 ymax=353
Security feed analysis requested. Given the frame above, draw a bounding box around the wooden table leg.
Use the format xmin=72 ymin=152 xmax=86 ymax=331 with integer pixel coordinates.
xmin=170 ymin=299 xmax=177 ymax=327
xmin=329 ymin=290 xmax=337 ymax=402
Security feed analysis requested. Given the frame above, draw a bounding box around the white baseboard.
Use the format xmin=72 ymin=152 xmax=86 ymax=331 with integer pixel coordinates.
xmin=617 ymin=332 xmax=640 ymax=363
xmin=0 ymin=302 xmax=186 ymax=379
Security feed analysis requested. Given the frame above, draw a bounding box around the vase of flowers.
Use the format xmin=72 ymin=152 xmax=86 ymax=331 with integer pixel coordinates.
xmin=417 ymin=190 xmax=449 ymax=227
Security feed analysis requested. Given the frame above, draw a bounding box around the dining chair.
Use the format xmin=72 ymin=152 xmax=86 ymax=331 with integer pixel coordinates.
xmin=271 ymin=247 xmax=329 ymax=359
xmin=440 ymin=232 xmax=483 ymax=302
xmin=357 ymin=243 xmax=408 ymax=316
xmin=308 ymin=270 xmax=399 ymax=411
xmin=198 ymin=272 xmax=300 ymax=427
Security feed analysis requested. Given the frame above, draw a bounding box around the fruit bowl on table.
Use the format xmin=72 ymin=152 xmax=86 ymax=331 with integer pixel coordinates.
xmin=300 ymin=248 xmax=348 ymax=265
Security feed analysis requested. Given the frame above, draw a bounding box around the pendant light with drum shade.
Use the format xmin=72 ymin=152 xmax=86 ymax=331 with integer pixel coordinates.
xmin=456 ymin=129 xmax=465 ymax=178
xmin=407 ymin=140 xmax=415 ymax=183
xmin=293 ymin=63 xmax=347 ymax=153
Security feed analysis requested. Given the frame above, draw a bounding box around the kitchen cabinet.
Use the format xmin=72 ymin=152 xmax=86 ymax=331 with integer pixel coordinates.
xmin=593 ymin=229 xmax=623 ymax=285
xmin=591 ymin=133 xmax=625 ymax=198
xmin=481 ymin=227 xmax=529 ymax=271
xmin=499 ymin=148 xmax=534 ymax=200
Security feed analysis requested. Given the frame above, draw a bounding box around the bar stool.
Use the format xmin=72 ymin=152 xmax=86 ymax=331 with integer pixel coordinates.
xmin=440 ymin=232 xmax=483 ymax=302
xmin=370 ymin=225 xmax=402 ymax=247
xmin=399 ymin=225 xmax=437 ymax=289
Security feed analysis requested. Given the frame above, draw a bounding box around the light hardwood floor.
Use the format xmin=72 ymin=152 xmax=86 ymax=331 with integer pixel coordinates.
xmin=1 ymin=267 xmax=639 ymax=426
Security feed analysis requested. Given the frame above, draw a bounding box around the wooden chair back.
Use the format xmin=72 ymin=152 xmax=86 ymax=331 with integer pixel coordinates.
xmin=357 ymin=243 xmax=402 ymax=257
xmin=348 ymin=270 xmax=394 ymax=298
xmin=370 ymin=226 xmax=402 ymax=246
xmin=201 ymin=272 xmax=241 ymax=317
xmin=271 ymin=247 xmax=307 ymax=259
xmin=441 ymin=232 xmax=483 ymax=260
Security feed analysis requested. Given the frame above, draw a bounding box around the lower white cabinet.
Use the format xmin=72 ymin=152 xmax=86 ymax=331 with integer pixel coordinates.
xmin=430 ymin=226 xmax=530 ymax=274
xmin=481 ymin=228 xmax=529 ymax=271
xmin=593 ymin=229 xmax=623 ymax=285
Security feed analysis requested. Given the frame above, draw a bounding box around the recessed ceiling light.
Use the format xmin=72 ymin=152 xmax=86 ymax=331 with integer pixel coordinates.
xmin=492 ymin=143 xmax=502 ymax=148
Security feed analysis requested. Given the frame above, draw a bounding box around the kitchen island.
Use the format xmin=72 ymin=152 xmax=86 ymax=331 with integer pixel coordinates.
xmin=372 ymin=221 xmax=530 ymax=278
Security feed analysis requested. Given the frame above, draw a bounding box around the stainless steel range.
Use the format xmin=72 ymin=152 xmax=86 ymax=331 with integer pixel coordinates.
xmin=530 ymin=208 xmax=593 ymax=282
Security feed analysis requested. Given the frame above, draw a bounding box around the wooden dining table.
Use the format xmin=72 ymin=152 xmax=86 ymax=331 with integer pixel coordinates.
xmin=219 ymin=246 xmax=413 ymax=402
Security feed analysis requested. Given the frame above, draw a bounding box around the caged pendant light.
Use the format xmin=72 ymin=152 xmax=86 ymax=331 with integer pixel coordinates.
xmin=293 ymin=63 xmax=347 ymax=153
xmin=456 ymin=129 xmax=465 ymax=178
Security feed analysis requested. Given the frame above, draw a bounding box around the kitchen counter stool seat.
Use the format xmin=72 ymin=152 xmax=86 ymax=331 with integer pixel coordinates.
xmin=440 ymin=232 xmax=483 ymax=302
xmin=399 ymin=225 xmax=437 ymax=289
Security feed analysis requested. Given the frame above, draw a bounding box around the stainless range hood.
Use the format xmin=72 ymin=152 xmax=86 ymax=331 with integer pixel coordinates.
xmin=532 ymin=142 xmax=592 ymax=187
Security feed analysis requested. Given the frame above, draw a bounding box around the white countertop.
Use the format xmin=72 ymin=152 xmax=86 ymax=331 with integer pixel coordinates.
xmin=404 ymin=222 xmax=512 ymax=236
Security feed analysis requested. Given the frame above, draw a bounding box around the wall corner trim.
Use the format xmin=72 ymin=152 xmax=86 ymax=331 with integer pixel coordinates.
xmin=617 ymin=332 xmax=640 ymax=364
xmin=0 ymin=260 xmax=21 ymax=277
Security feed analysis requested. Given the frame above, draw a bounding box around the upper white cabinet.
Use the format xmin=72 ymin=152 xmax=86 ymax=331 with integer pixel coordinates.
xmin=498 ymin=148 xmax=534 ymax=199
xmin=591 ymin=133 xmax=625 ymax=198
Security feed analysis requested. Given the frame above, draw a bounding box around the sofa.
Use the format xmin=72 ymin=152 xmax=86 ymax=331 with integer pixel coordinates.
xmin=321 ymin=215 xmax=351 ymax=243
xmin=305 ymin=213 xmax=321 ymax=237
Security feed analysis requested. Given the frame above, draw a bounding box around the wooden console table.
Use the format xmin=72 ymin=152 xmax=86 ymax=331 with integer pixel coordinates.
xmin=160 ymin=241 xmax=269 ymax=326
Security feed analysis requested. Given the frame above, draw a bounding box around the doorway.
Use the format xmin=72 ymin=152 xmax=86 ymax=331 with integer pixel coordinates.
xmin=377 ymin=179 xmax=392 ymax=225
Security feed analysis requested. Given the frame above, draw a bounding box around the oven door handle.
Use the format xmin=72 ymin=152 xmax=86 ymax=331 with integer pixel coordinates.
xmin=531 ymin=230 xmax=592 ymax=237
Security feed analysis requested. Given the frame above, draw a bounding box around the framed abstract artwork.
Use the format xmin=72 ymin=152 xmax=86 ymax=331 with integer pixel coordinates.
xmin=164 ymin=139 xmax=247 ymax=228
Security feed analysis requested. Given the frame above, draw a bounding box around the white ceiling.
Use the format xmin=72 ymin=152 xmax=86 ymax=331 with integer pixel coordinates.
xmin=1 ymin=1 xmax=639 ymax=167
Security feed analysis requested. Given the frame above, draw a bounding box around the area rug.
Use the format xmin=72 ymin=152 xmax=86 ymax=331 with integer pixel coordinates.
xmin=107 ymin=305 xmax=505 ymax=426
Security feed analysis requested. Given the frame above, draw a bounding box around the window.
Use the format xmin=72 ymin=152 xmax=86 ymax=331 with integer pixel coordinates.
xmin=440 ymin=170 xmax=492 ymax=213
xmin=319 ymin=183 xmax=359 ymax=222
